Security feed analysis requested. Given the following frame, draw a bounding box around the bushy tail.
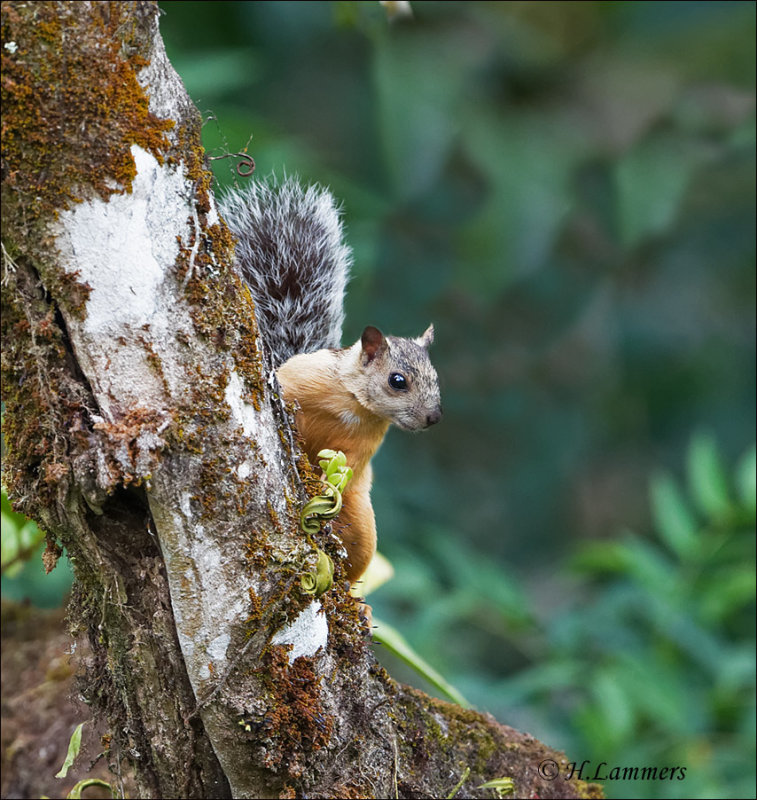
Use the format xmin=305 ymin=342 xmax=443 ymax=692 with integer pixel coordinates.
xmin=220 ymin=176 xmax=351 ymax=366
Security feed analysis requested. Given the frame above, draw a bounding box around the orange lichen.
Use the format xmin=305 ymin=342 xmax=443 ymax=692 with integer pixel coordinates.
xmin=1 ymin=2 xmax=173 ymax=228
xmin=252 ymin=648 xmax=334 ymax=776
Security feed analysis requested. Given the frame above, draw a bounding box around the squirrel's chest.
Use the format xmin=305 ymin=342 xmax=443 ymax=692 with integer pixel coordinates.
xmin=296 ymin=405 xmax=388 ymax=478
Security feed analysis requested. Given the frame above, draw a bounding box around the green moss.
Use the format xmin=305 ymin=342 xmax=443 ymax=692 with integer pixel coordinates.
xmin=0 ymin=2 xmax=175 ymax=357
xmin=171 ymin=112 xmax=267 ymax=412
xmin=1 ymin=264 xmax=77 ymax=513
xmin=385 ymin=684 xmax=605 ymax=799
xmin=90 ymin=407 xmax=170 ymax=489
xmin=139 ymin=335 xmax=171 ymax=396
xmin=177 ymin=228 xmax=265 ymax=411
xmin=246 ymin=587 xmax=264 ymax=627
xmin=1 ymin=2 xmax=173 ymax=224
xmin=239 ymin=648 xmax=334 ymax=778
xmin=266 ymin=500 xmax=282 ymax=532
xmin=577 ymin=780 xmax=606 ymax=799
xmin=0 ymin=1 xmax=176 ymax=513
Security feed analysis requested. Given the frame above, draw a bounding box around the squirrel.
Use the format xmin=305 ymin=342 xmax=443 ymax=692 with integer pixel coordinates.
xmin=219 ymin=177 xmax=442 ymax=588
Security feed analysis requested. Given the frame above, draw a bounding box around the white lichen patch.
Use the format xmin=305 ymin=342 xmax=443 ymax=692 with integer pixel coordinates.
xmin=224 ymin=370 xmax=257 ymax=438
xmin=60 ymin=145 xmax=188 ymax=338
xmin=157 ymin=502 xmax=249 ymax=688
xmin=179 ymin=491 xmax=194 ymax=521
xmin=208 ymin=631 xmax=231 ymax=664
xmin=206 ymin=198 xmax=220 ymax=228
xmin=271 ymin=601 xmax=329 ymax=664
xmin=236 ymin=461 xmax=252 ymax=480
xmin=190 ymin=539 xmax=248 ymax=659
xmin=54 ymin=144 xmax=197 ymax=418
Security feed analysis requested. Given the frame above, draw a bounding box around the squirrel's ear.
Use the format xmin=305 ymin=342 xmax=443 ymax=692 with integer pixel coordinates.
xmin=361 ymin=326 xmax=386 ymax=364
xmin=416 ymin=324 xmax=434 ymax=349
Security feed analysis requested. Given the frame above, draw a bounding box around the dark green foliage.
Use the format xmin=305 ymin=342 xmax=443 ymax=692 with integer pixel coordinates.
xmin=561 ymin=436 xmax=754 ymax=798
xmin=374 ymin=435 xmax=755 ymax=799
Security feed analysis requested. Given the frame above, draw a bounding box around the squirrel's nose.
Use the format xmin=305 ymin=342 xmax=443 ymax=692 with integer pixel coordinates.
xmin=425 ymin=408 xmax=442 ymax=427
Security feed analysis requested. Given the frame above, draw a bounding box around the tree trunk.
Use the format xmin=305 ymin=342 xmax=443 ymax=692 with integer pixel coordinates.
xmin=1 ymin=2 xmax=600 ymax=798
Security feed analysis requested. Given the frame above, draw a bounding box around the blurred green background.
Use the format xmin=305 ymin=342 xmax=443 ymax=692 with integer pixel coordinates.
xmin=2 ymin=2 xmax=754 ymax=798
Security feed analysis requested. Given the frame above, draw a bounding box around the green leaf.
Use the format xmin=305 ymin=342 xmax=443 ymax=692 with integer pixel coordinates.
xmin=570 ymin=540 xmax=632 ymax=575
xmin=167 ymin=48 xmax=261 ymax=99
xmin=1 ymin=487 xmax=44 ymax=573
xmin=698 ymin=566 xmax=757 ymax=625
xmin=614 ymin=134 xmax=696 ymax=247
xmin=687 ymin=433 xmax=732 ymax=522
xmin=372 ymin=616 xmax=471 ymax=709
xmin=3 ymin=560 xmax=24 ymax=578
xmin=55 ymin=722 xmax=85 ymax=779
xmin=650 ymin=471 xmax=699 ymax=559
xmin=1 ymin=509 xmax=20 ymax=568
xmin=591 ymin=667 xmax=636 ymax=743
xmin=621 ymin=531 xmax=678 ymax=592
xmin=66 ymin=779 xmax=115 ymax=799
xmin=477 ymin=777 xmax=516 ymax=797
xmin=735 ymin=446 xmax=756 ymax=513
xmin=492 ymin=660 xmax=585 ymax=703
xmin=447 ymin=767 xmax=470 ymax=799
xmin=616 ymin=653 xmax=690 ymax=734
xmin=19 ymin=519 xmax=44 ymax=551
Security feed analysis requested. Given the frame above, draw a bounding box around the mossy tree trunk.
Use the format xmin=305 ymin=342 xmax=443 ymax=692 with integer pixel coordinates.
xmin=1 ymin=2 xmax=598 ymax=798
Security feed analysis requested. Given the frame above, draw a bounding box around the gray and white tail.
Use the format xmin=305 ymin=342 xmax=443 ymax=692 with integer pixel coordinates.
xmin=220 ymin=177 xmax=351 ymax=366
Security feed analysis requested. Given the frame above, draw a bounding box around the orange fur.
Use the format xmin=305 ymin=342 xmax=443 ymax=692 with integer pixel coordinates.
xmin=277 ymin=349 xmax=389 ymax=583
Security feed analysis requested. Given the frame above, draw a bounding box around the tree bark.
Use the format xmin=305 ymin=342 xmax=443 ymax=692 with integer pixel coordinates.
xmin=1 ymin=2 xmax=600 ymax=798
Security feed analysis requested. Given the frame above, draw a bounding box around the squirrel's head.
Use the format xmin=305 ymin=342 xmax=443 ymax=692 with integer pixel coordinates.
xmin=346 ymin=325 xmax=442 ymax=431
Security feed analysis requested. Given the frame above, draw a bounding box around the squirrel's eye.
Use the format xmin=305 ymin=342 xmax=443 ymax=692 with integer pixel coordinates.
xmin=388 ymin=372 xmax=407 ymax=391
